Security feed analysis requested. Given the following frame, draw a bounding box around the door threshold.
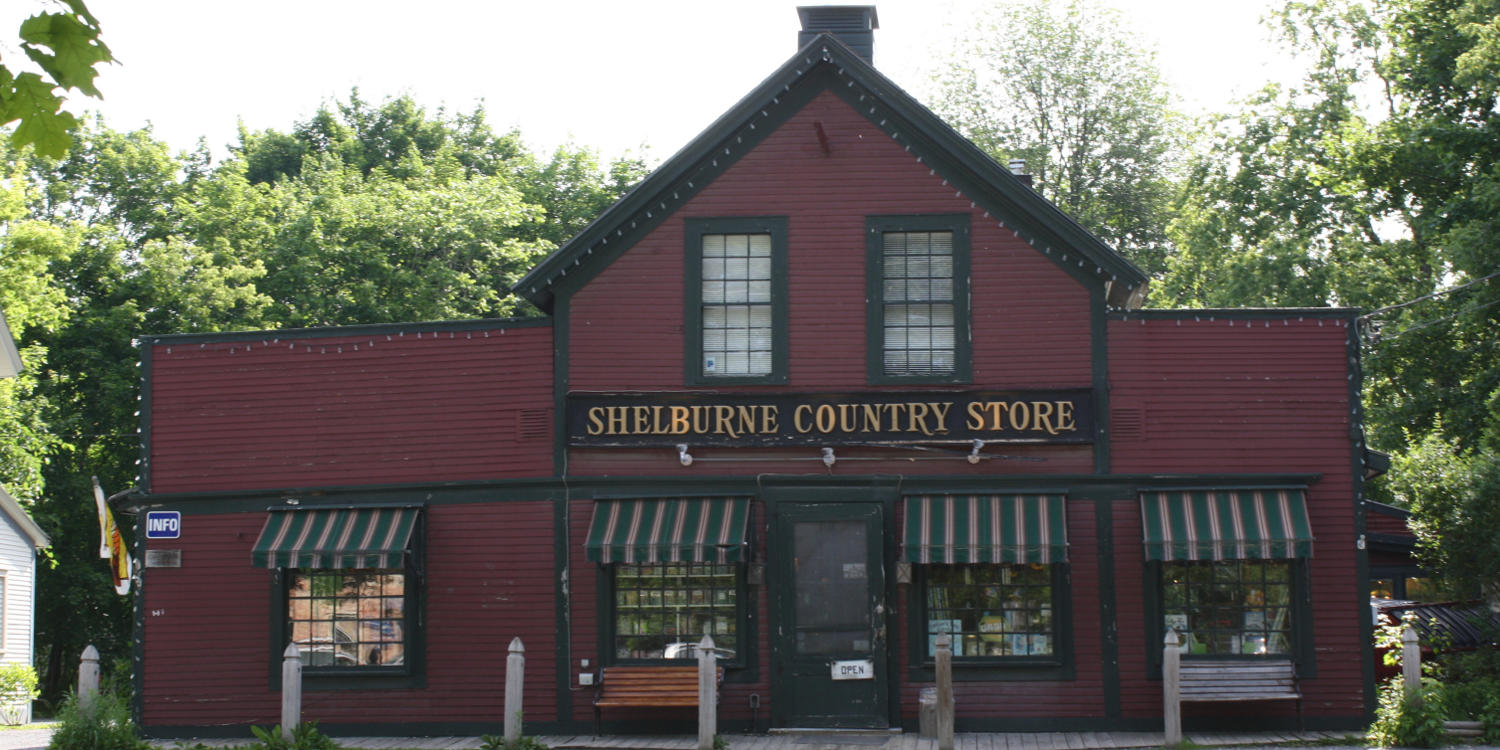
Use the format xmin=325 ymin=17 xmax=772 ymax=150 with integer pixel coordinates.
xmin=768 ymin=728 xmax=901 ymax=734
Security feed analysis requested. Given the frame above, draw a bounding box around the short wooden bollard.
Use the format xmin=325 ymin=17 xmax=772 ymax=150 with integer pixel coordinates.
xmin=698 ymin=635 xmax=718 ymax=750
xmin=78 ymin=646 xmax=100 ymax=712
xmin=282 ymin=643 xmax=302 ymax=742
xmin=1402 ymin=626 xmax=1421 ymax=703
xmin=1163 ymin=629 xmax=1182 ymax=746
xmin=935 ymin=632 xmax=954 ymax=750
xmin=504 ymin=638 xmax=525 ymax=747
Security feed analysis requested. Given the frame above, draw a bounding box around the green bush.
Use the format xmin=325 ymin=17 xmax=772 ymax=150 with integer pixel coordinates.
xmin=1369 ymin=678 xmax=1447 ymax=748
xmin=46 ymin=689 xmax=147 ymax=750
xmin=0 ymin=663 xmax=39 ymax=725
xmin=249 ymin=721 xmax=340 ymax=750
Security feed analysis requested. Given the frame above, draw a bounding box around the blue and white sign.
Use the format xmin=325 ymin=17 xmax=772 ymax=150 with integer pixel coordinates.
xmin=145 ymin=511 xmax=181 ymax=539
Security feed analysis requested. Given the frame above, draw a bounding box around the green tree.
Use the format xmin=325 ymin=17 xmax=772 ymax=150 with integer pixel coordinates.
xmin=1 ymin=0 xmax=112 ymax=158
xmin=927 ymin=0 xmax=1180 ymax=274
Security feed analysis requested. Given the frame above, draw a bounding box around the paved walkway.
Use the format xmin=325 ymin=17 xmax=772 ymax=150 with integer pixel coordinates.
xmin=152 ymin=730 xmax=1371 ymax=749
xmin=0 ymin=725 xmax=57 ymax=750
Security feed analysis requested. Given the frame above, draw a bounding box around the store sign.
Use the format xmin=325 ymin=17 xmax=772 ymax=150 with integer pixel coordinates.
xmin=832 ymin=659 xmax=874 ymax=680
xmin=565 ymin=390 xmax=1094 ymax=447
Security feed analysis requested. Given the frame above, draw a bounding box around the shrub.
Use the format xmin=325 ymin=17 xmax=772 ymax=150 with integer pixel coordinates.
xmin=1369 ymin=678 xmax=1447 ymax=749
xmin=249 ymin=721 xmax=341 ymax=750
xmin=0 ymin=663 xmax=39 ymax=725
xmin=46 ymin=689 xmax=146 ymax=750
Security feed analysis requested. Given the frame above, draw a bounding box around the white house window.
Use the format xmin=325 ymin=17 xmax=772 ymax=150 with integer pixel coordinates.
xmin=701 ymin=233 xmax=773 ymax=377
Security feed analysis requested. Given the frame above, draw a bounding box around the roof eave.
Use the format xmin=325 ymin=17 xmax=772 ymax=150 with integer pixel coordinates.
xmin=0 ymin=485 xmax=50 ymax=549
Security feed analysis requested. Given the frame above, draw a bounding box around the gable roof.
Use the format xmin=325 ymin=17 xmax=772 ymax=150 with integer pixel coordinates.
xmin=0 ymin=309 xmax=21 ymax=379
xmin=0 ymin=485 xmax=50 ymax=550
xmin=514 ymin=32 xmax=1150 ymax=312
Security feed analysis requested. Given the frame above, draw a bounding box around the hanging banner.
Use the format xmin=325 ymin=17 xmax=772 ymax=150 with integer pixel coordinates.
xmin=93 ymin=477 xmax=132 ymax=595
xmin=566 ymin=389 xmax=1094 ymax=447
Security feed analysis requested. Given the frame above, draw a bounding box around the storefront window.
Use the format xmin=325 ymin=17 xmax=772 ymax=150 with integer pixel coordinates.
xmin=614 ymin=563 xmax=739 ymax=661
xmin=1370 ymin=579 xmax=1395 ymax=599
xmin=925 ymin=563 xmax=1054 ymax=658
xmin=1163 ymin=560 xmax=1292 ymax=656
xmin=287 ymin=568 xmax=406 ymax=668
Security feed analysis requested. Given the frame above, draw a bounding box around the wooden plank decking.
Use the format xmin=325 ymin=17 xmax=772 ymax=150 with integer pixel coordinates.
xmin=151 ymin=729 xmax=1367 ymax=749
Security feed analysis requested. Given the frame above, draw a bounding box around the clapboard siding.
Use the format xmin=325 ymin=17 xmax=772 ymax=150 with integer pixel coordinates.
xmin=148 ymin=326 xmax=554 ymax=494
xmin=568 ymin=89 xmax=1091 ymax=399
xmin=0 ymin=513 xmax=36 ymax=724
xmin=141 ymin=502 xmax=557 ymax=728
xmin=1108 ymin=317 xmax=1365 ymax=718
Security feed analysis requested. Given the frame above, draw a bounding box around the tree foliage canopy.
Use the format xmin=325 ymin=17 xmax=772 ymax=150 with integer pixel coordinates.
xmin=0 ymin=0 xmax=112 ymax=159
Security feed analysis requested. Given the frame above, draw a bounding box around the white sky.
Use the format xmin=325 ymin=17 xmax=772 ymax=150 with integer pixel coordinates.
xmin=57 ymin=0 xmax=1309 ymax=164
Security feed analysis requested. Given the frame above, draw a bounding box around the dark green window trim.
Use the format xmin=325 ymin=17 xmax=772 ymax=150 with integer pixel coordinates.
xmin=596 ymin=562 xmax=759 ymax=683
xmin=683 ymin=217 xmax=789 ymax=386
xmin=865 ymin=214 xmax=972 ymax=385
xmin=905 ymin=562 xmax=1074 ymax=681
xmin=1142 ymin=559 xmax=1317 ymax=680
xmin=267 ymin=514 xmax=426 ymax=691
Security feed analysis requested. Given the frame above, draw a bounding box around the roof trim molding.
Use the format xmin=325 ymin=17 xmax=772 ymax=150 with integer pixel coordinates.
xmin=512 ymin=33 xmax=1148 ymax=312
xmin=0 ymin=485 xmax=50 ymax=549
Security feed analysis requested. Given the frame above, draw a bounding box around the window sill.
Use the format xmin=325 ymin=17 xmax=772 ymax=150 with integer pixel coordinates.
xmin=907 ymin=660 xmax=1072 ymax=682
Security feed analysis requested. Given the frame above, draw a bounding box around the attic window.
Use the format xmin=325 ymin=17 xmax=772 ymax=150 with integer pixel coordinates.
xmin=866 ymin=215 xmax=972 ymax=385
xmin=684 ymin=217 xmax=789 ymax=386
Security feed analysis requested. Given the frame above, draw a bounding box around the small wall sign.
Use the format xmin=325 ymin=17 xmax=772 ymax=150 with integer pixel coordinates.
xmin=831 ymin=659 xmax=874 ymax=680
xmin=145 ymin=511 xmax=181 ymax=539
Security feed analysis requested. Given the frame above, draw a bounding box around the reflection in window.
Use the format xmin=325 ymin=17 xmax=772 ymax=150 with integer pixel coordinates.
xmin=1163 ymin=560 xmax=1292 ymax=656
xmin=614 ymin=564 xmax=738 ymax=660
xmin=883 ymin=231 xmax=956 ymax=376
xmin=701 ymin=234 xmax=773 ymax=377
xmin=926 ymin=564 xmax=1054 ymax=658
xmin=288 ymin=569 xmax=406 ymax=668
xmin=1370 ymin=579 xmax=1395 ymax=599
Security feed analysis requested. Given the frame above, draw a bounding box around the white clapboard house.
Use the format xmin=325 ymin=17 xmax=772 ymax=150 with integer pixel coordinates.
xmin=0 ymin=308 xmax=49 ymax=723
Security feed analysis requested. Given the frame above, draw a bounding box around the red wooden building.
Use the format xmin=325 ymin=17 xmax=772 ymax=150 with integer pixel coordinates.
xmin=128 ymin=8 xmax=1378 ymax=738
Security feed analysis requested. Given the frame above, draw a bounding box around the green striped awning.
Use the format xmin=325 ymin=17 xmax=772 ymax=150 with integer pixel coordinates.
xmin=903 ymin=494 xmax=1068 ymax=564
xmin=585 ymin=498 xmax=751 ymax=564
xmin=1141 ymin=489 xmax=1314 ymax=561
xmin=252 ymin=507 xmax=419 ymax=569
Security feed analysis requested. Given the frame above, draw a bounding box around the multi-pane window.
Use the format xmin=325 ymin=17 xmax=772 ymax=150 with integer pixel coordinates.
xmin=1163 ymin=560 xmax=1292 ymax=656
xmin=926 ymin=563 xmax=1054 ymax=659
xmin=882 ymin=231 xmax=956 ymax=376
xmin=288 ymin=569 xmax=406 ymax=668
xmin=701 ymin=234 xmax=773 ymax=377
xmin=614 ymin=563 xmax=739 ymax=661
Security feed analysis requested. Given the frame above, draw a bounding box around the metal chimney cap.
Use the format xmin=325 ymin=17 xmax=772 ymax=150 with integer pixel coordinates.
xmin=1008 ymin=158 xmax=1027 ymax=175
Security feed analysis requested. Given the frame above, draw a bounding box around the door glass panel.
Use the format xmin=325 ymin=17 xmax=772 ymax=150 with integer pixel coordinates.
xmin=793 ymin=520 xmax=870 ymax=655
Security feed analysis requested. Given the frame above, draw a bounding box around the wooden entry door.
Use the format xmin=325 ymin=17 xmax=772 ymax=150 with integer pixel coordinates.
xmin=770 ymin=502 xmax=889 ymax=728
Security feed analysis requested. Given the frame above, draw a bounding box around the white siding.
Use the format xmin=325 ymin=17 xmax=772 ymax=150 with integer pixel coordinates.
xmin=0 ymin=512 xmax=37 ymax=724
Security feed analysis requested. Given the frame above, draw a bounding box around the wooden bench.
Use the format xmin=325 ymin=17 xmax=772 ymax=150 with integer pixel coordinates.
xmin=593 ymin=665 xmax=722 ymax=736
xmin=1178 ymin=660 xmax=1303 ymax=729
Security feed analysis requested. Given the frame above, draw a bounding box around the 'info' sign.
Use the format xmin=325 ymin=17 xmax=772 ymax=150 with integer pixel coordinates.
xmin=145 ymin=511 xmax=181 ymax=539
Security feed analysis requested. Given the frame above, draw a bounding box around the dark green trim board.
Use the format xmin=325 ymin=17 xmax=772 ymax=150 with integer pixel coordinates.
xmin=554 ymin=495 xmax=572 ymax=722
xmin=553 ymin=294 xmax=570 ymax=477
xmin=138 ymin=315 xmax=551 ymax=346
xmin=266 ymin=513 xmax=427 ymax=691
xmin=864 ymin=214 xmax=972 ymax=385
xmin=132 ymin=514 xmax=146 ymax=727
xmin=1090 ymin=289 xmax=1109 ymax=474
xmin=138 ymin=340 xmax=152 ymax=493
xmin=515 ymin=34 xmax=1147 ymax=312
xmin=1094 ymin=497 xmax=1120 ymax=717
xmin=1110 ymin=307 xmax=1358 ymax=321
xmin=1349 ymin=317 xmax=1377 ymax=720
xmin=904 ymin=561 xmax=1074 ymax=682
xmin=683 ymin=217 xmax=790 ymax=386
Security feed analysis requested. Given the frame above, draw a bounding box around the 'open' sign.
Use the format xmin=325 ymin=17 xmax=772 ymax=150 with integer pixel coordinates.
xmin=145 ymin=511 xmax=181 ymax=539
xmin=831 ymin=659 xmax=874 ymax=680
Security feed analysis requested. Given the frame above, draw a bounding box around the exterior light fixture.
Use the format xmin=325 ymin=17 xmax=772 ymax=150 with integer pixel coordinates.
xmin=968 ymin=439 xmax=985 ymax=464
xmin=676 ymin=444 xmax=693 ymax=466
xmin=896 ymin=561 xmax=912 ymax=584
xmin=822 ymin=448 xmax=836 ymax=467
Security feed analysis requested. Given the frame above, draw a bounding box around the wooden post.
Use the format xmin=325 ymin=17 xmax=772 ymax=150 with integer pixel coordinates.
xmin=1163 ymin=629 xmax=1181 ymax=747
xmin=281 ymin=643 xmax=302 ymax=742
xmin=77 ymin=646 xmax=100 ymax=713
xmin=1402 ymin=626 xmax=1421 ymax=703
xmin=698 ymin=635 xmax=718 ymax=750
xmin=505 ymin=638 xmax=526 ymax=747
xmin=936 ymin=632 xmax=954 ymax=750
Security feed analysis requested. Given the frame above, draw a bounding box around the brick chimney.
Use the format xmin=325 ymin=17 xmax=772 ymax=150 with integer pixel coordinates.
xmin=797 ymin=6 xmax=879 ymax=64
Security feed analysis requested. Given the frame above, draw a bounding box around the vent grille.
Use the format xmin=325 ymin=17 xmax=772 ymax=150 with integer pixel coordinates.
xmin=518 ymin=409 xmax=551 ymax=441
xmin=804 ymin=9 xmax=868 ymax=31
xmin=1111 ymin=407 xmax=1146 ymax=442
